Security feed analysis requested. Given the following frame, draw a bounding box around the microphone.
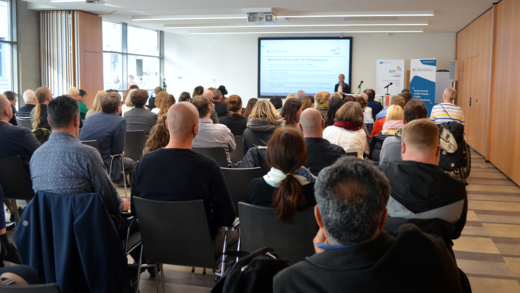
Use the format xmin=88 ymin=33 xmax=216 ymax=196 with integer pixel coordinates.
xmin=384 ymin=82 xmax=393 ymax=89
xmin=357 ymin=80 xmax=363 ymax=89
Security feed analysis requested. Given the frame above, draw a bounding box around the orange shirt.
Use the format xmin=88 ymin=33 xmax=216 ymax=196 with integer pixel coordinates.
xmin=370 ymin=117 xmax=386 ymax=138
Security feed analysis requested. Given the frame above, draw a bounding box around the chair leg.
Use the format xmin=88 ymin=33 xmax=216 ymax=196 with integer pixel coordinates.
xmin=136 ymin=246 xmax=144 ymax=293
xmin=122 ymin=159 xmax=128 ymax=198
xmin=161 ymin=263 xmax=165 ymax=293
xmin=154 ymin=264 xmax=160 ymax=293
xmin=12 ymin=199 xmax=19 ymax=225
xmin=236 ymin=226 xmax=241 ymax=263
xmin=220 ymin=227 xmax=230 ymax=276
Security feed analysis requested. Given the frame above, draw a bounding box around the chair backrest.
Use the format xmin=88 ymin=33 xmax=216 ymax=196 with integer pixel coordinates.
xmin=81 ymin=140 xmax=101 ymax=154
xmin=238 ymin=202 xmax=318 ymax=265
xmin=133 ymin=198 xmax=215 ymax=268
xmin=221 ymin=167 xmax=263 ymax=214
xmin=16 ymin=118 xmax=33 ymax=130
xmin=192 ymin=147 xmax=228 ymax=167
xmin=0 ymin=156 xmax=34 ymax=201
xmin=0 ymin=283 xmax=62 ymax=293
xmin=230 ymin=135 xmax=243 ymax=163
xmin=124 ymin=130 xmax=146 ymax=162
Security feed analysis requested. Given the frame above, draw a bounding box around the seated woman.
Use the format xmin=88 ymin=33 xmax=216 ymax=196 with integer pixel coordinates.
xmin=121 ymin=89 xmax=136 ymax=117
xmin=358 ymin=93 xmax=372 ymax=117
xmin=157 ymin=94 xmax=175 ymax=118
xmin=151 ymin=91 xmax=168 ymax=115
xmin=381 ymin=105 xmax=404 ymax=135
xmin=31 ymin=87 xmax=52 ymax=130
xmin=85 ymin=90 xmax=106 ymax=119
xmin=280 ymin=98 xmax=303 ymax=133
xmin=143 ymin=114 xmax=169 ymax=155
xmin=323 ymin=101 xmax=369 ymax=158
xmin=355 ymin=95 xmax=374 ymax=124
xmin=242 ymin=100 xmax=282 ymax=155
xmin=245 ymin=127 xmax=316 ymax=223
xmin=243 ymin=98 xmax=258 ymax=119
xmin=301 ymin=96 xmax=314 ymax=111
xmin=270 ymin=96 xmax=283 ymax=114
xmin=325 ymin=96 xmax=344 ymax=127
xmin=219 ymin=95 xmax=248 ymax=136
xmin=314 ymin=91 xmax=330 ymax=120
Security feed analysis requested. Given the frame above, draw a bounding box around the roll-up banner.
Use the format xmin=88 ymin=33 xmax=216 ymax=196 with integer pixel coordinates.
xmin=410 ymin=59 xmax=437 ymax=116
xmin=376 ymin=59 xmax=405 ymax=96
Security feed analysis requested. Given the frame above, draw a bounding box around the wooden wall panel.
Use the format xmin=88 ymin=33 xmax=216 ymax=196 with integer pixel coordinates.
xmin=488 ymin=0 xmax=520 ymax=185
xmin=78 ymin=12 xmax=103 ymax=108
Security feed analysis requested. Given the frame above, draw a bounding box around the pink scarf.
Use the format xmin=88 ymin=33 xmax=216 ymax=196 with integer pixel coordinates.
xmin=383 ymin=119 xmax=404 ymax=131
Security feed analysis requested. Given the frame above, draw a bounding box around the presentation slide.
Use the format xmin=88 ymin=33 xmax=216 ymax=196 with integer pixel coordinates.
xmin=258 ymin=38 xmax=352 ymax=98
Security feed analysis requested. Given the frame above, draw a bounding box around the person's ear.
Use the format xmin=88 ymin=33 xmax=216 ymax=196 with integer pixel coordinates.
xmin=47 ymin=117 xmax=51 ymax=127
xmin=435 ymin=145 xmax=441 ymax=158
xmin=298 ymin=123 xmax=303 ymax=132
xmin=401 ymin=141 xmax=406 ymax=154
xmin=314 ymin=205 xmax=324 ymax=229
xmin=164 ymin=118 xmax=168 ymax=129
xmin=379 ymin=208 xmax=388 ymax=232
xmin=193 ymin=123 xmax=199 ymax=137
xmin=321 ymin=119 xmax=325 ymax=129
xmin=75 ymin=114 xmax=80 ymax=127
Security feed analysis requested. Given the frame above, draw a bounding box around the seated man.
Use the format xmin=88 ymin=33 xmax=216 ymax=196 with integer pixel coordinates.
xmin=364 ymin=89 xmax=383 ymax=120
xmin=274 ymin=156 xmax=465 ymax=293
xmin=379 ymin=100 xmax=428 ymax=165
xmin=131 ymin=102 xmax=236 ymax=254
xmin=30 ymin=96 xmax=130 ymax=229
xmin=212 ymin=89 xmax=229 ymax=118
xmin=79 ymin=92 xmax=135 ymax=183
xmin=378 ymin=119 xmax=467 ymax=238
xmin=124 ymin=89 xmax=157 ymax=139
xmin=299 ymin=108 xmax=345 ymax=175
xmin=17 ymin=90 xmax=37 ymax=120
xmin=202 ymin=90 xmax=219 ymax=123
xmin=430 ymin=88 xmax=465 ymax=125
xmin=192 ymin=96 xmax=236 ymax=166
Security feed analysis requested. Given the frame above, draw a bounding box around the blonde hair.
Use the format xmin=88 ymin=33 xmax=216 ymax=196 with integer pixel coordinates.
xmin=314 ymin=91 xmax=330 ymax=105
xmin=31 ymin=87 xmax=50 ymax=129
xmin=248 ymin=99 xmax=279 ymax=125
xmin=154 ymin=91 xmax=168 ymax=108
xmin=286 ymin=94 xmax=297 ymax=100
xmin=331 ymin=92 xmax=342 ymax=99
xmin=401 ymin=119 xmax=439 ymax=152
xmin=382 ymin=105 xmax=404 ymax=135
xmin=125 ymin=89 xmax=136 ymax=107
xmin=67 ymin=87 xmax=79 ymax=97
xmin=91 ymin=91 xmax=107 ymax=113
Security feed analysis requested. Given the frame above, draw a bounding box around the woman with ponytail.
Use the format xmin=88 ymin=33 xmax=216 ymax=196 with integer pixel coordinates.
xmin=245 ymin=127 xmax=316 ymax=223
xmin=219 ymin=95 xmax=247 ymax=135
xmin=143 ymin=114 xmax=169 ymax=154
xmin=31 ymin=87 xmax=52 ymax=130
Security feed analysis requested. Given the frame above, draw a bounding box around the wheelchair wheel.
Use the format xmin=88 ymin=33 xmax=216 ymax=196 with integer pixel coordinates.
xmin=459 ymin=142 xmax=471 ymax=179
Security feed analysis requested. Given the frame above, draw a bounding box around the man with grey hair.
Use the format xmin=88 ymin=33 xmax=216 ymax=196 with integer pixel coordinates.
xmin=17 ymin=90 xmax=37 ymax=120
xmin=202 ymin=90 xmax=219 ymax=123
xmin=299 ymin=108 xmax=345 ymax=175
xmin=297 ymin=90 xmax=305 ymax=100
xmin=430 ymin=88 xmax=465 ymax=125
xmin=274 ymin=156 xmax=465 ymax=293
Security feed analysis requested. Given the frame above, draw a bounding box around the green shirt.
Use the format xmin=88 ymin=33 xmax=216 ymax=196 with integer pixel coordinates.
xmin=78 ymin=100 xmax=88 ymax=120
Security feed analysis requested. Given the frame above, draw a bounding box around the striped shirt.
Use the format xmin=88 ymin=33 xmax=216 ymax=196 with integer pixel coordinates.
xmin=430 ymin=103 xmax=465 ymax=125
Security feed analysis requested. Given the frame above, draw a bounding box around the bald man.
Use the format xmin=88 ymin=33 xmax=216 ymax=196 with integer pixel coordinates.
xmin=297 ymin=90 xmax=306 ymax=100
xmin=299 ymin=108 xmax=346 ymax=175
xmin=130 ymin=102 xmax=236 ymax=255
xmin=202 ymin=90 xmax=219 ymax=124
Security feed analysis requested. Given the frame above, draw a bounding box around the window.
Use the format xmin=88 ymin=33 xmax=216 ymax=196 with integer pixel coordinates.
xmin=0 ymin=0 xmax=16 ymax=96
xmin=102 ymin=21 xmax=163 ymax=92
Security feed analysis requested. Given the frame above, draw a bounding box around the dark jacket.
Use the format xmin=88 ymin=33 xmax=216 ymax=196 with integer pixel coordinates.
xmin=242 ymin=128 xmax=275 ymax=156
xmin=239 ymin=147 xmax=269 ymax=175
xmin=245 ymin=178 xmax=316 ymax=208
xmin=148 ymin=97 xmax=156 ymax=110
xmin=17 ymin=104 xmax=36 ymax=120
xmin=334 ymin=83 xmax=350 ymax=94
xmin=378 ymin=161 xmax=468 ymax=239
xmin=304 ymin=137 xmax=346 ymax=176
xmin=274 ymin=224 xmax=465 ymax=293
xmin=124 ymin=107 xmax=157 ymax=138
xmin=368 ymin=134 xmax=392 ymax=164
xmin=220 ymin=114 xmax=247 ymax=136
xmin=368 ymin=100 xmax=383 ymax=120
xmin=0 ymin=122 xmax=41 ymax=170
xmin=9 ymin=105 xmax=17 ymax=125
xmin=213 ymin=101 xmax=229 ymax=117
xmin=14 ymin=192 xmax=127 ymax=293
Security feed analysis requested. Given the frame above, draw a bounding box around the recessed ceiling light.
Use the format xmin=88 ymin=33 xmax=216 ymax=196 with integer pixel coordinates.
xmin=165 ymin=23 xmax=428 ymax=29
xmin=190 ymin=30 xmax=424 ymax=35
xmin=278 ymin=13 xmax=434 ymax=18
xmin=133 ymin=16 xmax=247 ymax=21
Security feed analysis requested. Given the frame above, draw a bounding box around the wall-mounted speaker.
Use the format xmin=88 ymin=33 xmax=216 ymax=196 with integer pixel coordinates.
xmin=449 ymin=60 xmax=457 ymax=81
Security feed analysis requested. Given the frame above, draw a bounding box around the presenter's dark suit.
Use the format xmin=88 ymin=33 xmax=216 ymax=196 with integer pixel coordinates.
xmin=334 ymin=83 xmax=350 ymax=95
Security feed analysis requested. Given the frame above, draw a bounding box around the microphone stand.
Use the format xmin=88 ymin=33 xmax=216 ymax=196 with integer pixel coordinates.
xmin=385 ymin=85 xmax=391 ymax=95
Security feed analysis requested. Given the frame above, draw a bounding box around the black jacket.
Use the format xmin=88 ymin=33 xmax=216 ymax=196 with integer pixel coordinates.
xmin=334 ymin=83 xmax=350 ymax=94
xmin=213 ymin=101 xmax=229 ymax=117
xmin=368 ymin=134 xmax=392 ymax=164
xmin=304 ymin=137 xmax=346 ymax=176
xmin=220 ymin=114 xmax=247 ymax=136
xmin=378 ymin=161 xmax=468 ymax=239
xmin=368 ymin=100 xmax=383 ymax=120
xmin=274 ymin=224 xmax=465 ymax=293
xmin=0 ymin=121 xmax=41 ymax=170
xmin=239 ymin=147 xmax=269 ymax=175
xmin=242 ymin=128 xmax=275 ymax=156
xmin=148 ymin=97 xmax=156 ymax=110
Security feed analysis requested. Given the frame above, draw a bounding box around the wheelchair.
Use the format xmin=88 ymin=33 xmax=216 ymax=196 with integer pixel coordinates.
xmin=437 ymin=122 xmax=471 ymax=182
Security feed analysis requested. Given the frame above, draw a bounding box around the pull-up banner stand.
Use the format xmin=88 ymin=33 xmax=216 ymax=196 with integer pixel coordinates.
xmin=376 ymin=59 xmax=405 ymax=96
xmin=410 ymin=59 xmax=437 ymax=116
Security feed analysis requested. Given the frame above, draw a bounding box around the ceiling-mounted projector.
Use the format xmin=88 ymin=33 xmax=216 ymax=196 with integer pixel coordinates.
xmin=247 ymin=13 xmax=277 ymax=24
xmin=86 ymin=0 xmax=105 ymax=3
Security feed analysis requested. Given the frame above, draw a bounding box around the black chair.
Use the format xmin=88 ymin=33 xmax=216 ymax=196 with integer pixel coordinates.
xmin=365 ymin=123 xmax=374 ymax=135
xmin=230 ymin=136 xmax=243 ymax=163
xmin=0 ymin=283 xmax=62 ymax=292
xmin=238 ymin=202 xmax=318 ymax=265
xmin=221 ymin=167 xmax=263 ymax=214
xmin=133 ymin=198 xmax=216 ymax=293
xmin=16 ymin=118 xmax=32 ymax=130
xmin=81 ymin=140 xmax=101 ymax=153
xmin=0 ymin=156 xmax=34 ymax=224
xmin=124 ymin=130 xmax=146 ymax=162
xmin=192 ymin=147 xmax=228 ymax=167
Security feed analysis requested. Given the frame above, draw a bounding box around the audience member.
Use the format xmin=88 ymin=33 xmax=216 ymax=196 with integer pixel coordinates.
xmin=314 ymin=91 xmax=330 ymax=120
xmin=151 ymin=91 xmax=168 ymax=114
xmin=324 ymin=96 xmax=344 ymax=127
xmin=270 ymin=97 xmax=283 ymax=114
xmin=243 ymin=98 xmax=258 ymax=119
xmin=281 ymin=98 xmax=303 ymax=133
xmin=302 ymin=96 xmax=314 ymax=111
xmin=355 ymin=95 xmax=374 ymax=124
xmin=202 ymin=90 xmax=219 ymax=123
xmin=297 ymin=90 xmax=306 ymax=100
xmin=148 ymin=86 xmax=162 ymax=110
xmin=122 ymin=88 xmax=132 ymax=102
xmin=364 ymin=88 xmax=383 ymax=120
xmin=129 ymin=84 xmax=139 ymax=90
xmin=358 ymin=92 xmax=371 ymax=116
xmin=178 ymin=91 xmax=191 ymax=102
xmin=219 ymin=95 xmax=247 ymax=136
xmin=17 ymin=90 xmax=37 ymax=120
xmin=79 ymin=92 xmax=135 ymax=182
xmin=245 ymin=127 xmax=316 ymax=223
xmin=192 ymin=86 xmax=204 ymax=99
xmin=68 ymin=87 xmax=88 ymax=120
xmin=143 ymin=114 xmax=169 ymax=154
xmin=4 ymin=91 xmax=17 ymax=125
xmin=131 ymin=102 xmax=236 ymax=254
xmin=124 ymin=89 xmax=158 ymax=138
xmin=157 ymin=94 xmax=175 ymax=118
xmin=239 ymin=146 xmax=270 ymax=174
xmin=430 ymin=88 xmax=465 ymax=125
xmin=376 ymin=93 xmax=410 ymax=120
xmin=79 ymin=89 xmax=87 ymax=101
xmin=85 ymin=90 xmax=107 ymax=119
xmin=243 ymin=100 xmax=282 ymax=155
xmin=192 ymin=96 xmax=236 ymax=166
xmin=31 ymin=87 xmax=52 ymax=130
xmin=378 ymin=119 xmax=468 ymax=238
xmin=286 ymin=94 xmax=298 ymax=100
xmin=30 ymin=95 xmax=129 ymax=232
xmin=381 ymin=105 xmax=404 ymax=135
xmin=370 ymin=95 xmax=406 ymax=138
xmin=380 ymin=100 xmax=427 ymax=165
xmin=323 ymin=102 xmax=369 ymax=158
xmin=274 ymin=156 xmax=465 ymax=292
xmin=121 ymin=89 xmax=136 ymax=116
xmin=400 ymin=91 xmax=412 ymax=104
xmin=213 ymin=89 xmax=229 ymax=118
xmin=218 ymin=85 xmax=229 ymax=104
xmin=299 ymin=108 xmax=345 ymax=176
xmin=341 ymin=95 xmax=356 ymax=103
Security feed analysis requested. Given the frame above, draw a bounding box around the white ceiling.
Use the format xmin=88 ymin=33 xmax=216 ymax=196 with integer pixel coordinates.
xmin=24 ymin=0 xmax=495 ymax=35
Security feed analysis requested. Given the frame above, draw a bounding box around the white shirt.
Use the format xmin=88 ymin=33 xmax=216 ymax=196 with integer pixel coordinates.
xmin=121 ymin=105 xmax=134 ymax=117
xmin=151 ymin=108 xmax=160 ymax=114
xmin=323 ymin=126 xmax=369 ymax=158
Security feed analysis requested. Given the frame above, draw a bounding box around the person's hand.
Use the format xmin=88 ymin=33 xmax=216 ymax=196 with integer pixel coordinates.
xmin=313 ymin=228 xmax=329 ymax=254
xmin=122 ymin=151 xmax=125 ymax=157
xmin=340 ymin=92 xmax=346 ymax=95
xmin=122 ymin=198 xmax=130 ymax=211
xmin=210 ymin=100 xmax=215 ymax=109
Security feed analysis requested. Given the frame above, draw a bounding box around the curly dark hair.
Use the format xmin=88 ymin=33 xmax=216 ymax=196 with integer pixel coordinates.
xmin=130 ymin=89 xmax=149 ymax=108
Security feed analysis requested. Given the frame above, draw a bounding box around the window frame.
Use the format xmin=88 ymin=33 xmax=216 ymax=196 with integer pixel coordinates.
xmin=0 ymin=0 xmax=19 ymax=106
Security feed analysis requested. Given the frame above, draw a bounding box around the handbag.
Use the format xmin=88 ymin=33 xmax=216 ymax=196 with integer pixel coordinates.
xmin=439 ymin=125 xmax=458 ymax=154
